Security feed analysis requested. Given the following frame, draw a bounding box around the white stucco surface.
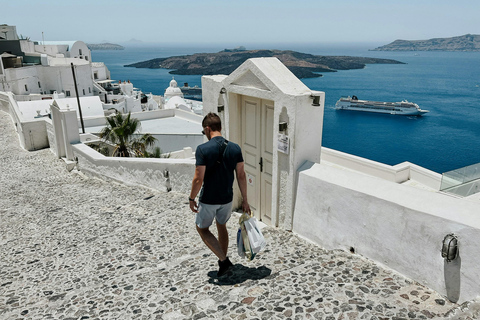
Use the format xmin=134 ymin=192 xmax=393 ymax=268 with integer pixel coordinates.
xmin=0 ymin=91 xmax=49 ymax=150
xmin=72 ymin=143 xmax=195 ymax=195
xmin=17 ymin=96 xmax=104 ymax=120
xmin=320 ymin=147 xmax=442 ymax=190
xmin=293 ymin=161 xmax=480 ymax=303
xmin=84 ymin=115 xmax=202 ymax=135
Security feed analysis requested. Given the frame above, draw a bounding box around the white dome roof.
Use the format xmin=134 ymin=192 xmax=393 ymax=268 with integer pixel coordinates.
xmin=165 ymin=86 xmax=182 ymax=95
xmin=165 ymin=77 xmax=183 ymax=100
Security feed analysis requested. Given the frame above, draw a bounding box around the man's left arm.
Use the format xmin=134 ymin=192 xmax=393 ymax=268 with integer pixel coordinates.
xmin=189 ymin=165 xmax=205 ymax=213
xmin=235 ymin=161 xmax=251 ymax=214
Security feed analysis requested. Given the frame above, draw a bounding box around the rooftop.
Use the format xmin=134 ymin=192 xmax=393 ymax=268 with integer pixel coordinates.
xmin=85 ymin=114 xmax=202 ymax=135
xmin=17 ymin=96 xmax=105 ymax=120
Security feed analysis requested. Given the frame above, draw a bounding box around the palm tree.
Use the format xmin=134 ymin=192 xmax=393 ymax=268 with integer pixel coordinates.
xmin=132 ymin=133 xmax=157 ymax=157
xmin=99 ymin=112 xmax=159 ymax=157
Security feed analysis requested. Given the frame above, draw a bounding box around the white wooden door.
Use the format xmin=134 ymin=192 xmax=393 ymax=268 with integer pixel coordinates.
xmin=260 ymin=100 xmax=274 ymax=225
xmin=241 ymin=96 xmax=274 ymax=224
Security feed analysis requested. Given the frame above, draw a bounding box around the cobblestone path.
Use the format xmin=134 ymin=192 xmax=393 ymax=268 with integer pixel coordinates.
xmin=0 ymin=111 xmax=470 ymax=319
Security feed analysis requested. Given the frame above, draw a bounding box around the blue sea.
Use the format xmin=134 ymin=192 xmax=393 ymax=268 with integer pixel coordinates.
xmin=91 ymin=44 xmax=480 ymax=174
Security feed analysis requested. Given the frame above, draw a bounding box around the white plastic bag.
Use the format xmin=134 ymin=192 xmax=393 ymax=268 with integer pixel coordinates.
xmin=244 ymin=216 xmax=267 ymax=254
xmin=238 ymin=213 xmax=256 ymax=260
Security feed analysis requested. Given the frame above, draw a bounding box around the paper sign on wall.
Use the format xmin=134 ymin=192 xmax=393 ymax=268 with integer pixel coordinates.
xmin=277 ymin=134 xmax=290 ymax=154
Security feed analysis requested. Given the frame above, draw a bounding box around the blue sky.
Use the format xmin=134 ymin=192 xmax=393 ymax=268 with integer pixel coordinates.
xmin=4 ymin=0 xmax=480 ymax=45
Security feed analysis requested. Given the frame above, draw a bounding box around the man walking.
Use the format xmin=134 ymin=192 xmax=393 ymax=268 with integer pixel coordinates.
xmin=189 ymin=112 xmax=250 ymax=277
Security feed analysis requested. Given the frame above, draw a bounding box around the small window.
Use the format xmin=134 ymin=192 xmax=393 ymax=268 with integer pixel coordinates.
xmin=88 ymin=87 xmax=91 ymax=93
xmin=25 ymin=84 xmax=28 ymax=91
xmin=66 ymin=90 xmax=71 ymax=97
xmin=79 ymin=49 xmax=82 ymax=55
xmin=38 ymin=81 xmax=41 ymax=88
xmin=85 ymin=56 xmax=89 ymax=61
xmin=94 ymin=72 xmax=98 ymax=80
xmin=83 ymin=89 xmax=85 ymax=95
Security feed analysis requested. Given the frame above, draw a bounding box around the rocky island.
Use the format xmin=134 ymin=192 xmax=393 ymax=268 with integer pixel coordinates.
xmin=86 ymin=43 xmax=125 ymax=50
xmin=372 ymin=34 xmax=480 ymax=51
xmin=124 ymin=49 xmax=404 ymax=79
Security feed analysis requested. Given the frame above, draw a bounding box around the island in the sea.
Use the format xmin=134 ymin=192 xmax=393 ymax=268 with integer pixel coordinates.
xmin=124 ymin=49 xmax=404 ymax=79
xmin=372 ymin=34 xmax=480 ymax=51
xmin=86 ymin=43 xmax=125 ymax=50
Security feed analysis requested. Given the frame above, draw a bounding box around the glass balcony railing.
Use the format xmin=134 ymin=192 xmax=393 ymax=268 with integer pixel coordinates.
xmin=440 ymin=162 xmax=480 ymax=197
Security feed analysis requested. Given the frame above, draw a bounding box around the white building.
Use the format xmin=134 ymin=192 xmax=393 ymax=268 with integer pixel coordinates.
xmin=0 ymin=24 xmax=158 ymax=120
xmin=0 ymin=36 xmax=94 ymax=97
xmin=0 ymin=25 xmax=19 ymax=40
xmin=164 ymin=78 xmax=183 ymax=102
xmin=163 ymin=78 xmax=202 ymax=114
xmin=33 ymin=41 xmax=91 ymax=61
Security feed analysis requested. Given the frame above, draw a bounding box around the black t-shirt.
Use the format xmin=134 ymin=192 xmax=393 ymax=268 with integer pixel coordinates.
xmin=195 ymin=136 xmax=244 ymax=205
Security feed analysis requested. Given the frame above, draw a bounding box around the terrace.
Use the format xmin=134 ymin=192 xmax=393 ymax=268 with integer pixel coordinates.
xmin=0 ymin=111 xmax=472 ymax=319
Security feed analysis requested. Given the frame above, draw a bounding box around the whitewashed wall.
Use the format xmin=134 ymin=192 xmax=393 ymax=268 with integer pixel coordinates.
xmin=0 ymin=91 xmax=48 ymax=150
xmin=69 ymin=41 xmax=90 ymax=61
xmin=19 ymin=40 xmax=35 ymax=54
xmin=293 ymin=161 xmax=480 ymax=304
xmin=91 ymin=63 xmax=109 ymax=81
xmin=72 ymin=143 xmax=195 ymax=194
xmin=39 ymin=64 xmax=93 ymax=97
xmin=5 ymin=66 xmax=41 ymax=95
xmin=34 ymin=44 xmax=69 ymax=57
xmin=4 ymin=63 xmax=93 ymax=97
xmin=46 ymin=119 xmax=56 ymax=156
xmin=321 ymin=147 xmax=442 ymax=189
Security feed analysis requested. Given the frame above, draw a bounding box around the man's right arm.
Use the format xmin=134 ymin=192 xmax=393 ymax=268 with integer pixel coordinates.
xmin=235 ymin=161 xmax=251 ymax=214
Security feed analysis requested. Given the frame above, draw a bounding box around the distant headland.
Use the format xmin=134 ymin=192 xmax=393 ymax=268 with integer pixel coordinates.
xmin=124 ymin=49 xmax=404 ymax=79
xmin=86 ymin=43 xmax=125 ymax=50
xmin=372 ymin=34 xmax=480 ymax=51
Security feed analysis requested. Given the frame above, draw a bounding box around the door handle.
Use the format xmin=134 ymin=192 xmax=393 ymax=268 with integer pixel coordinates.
xmin=259 ymin=157 xmax=263 ymax=172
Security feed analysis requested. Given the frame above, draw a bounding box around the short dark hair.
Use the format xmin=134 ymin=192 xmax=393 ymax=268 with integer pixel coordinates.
xmin=202 ymin=112 xmax=222 ymax=132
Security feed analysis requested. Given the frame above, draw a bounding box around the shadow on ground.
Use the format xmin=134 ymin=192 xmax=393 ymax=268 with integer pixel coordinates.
xmin=207 ymin=264 xmax=272 ymax=285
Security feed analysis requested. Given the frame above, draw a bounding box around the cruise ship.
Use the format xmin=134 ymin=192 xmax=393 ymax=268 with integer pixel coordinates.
xmin=335 ymin=96 xmax=429 ymax=116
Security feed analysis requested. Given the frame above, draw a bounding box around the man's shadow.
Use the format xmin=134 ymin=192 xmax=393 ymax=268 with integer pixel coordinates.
xmin=207 ymin=264 xmax=272 ymax=285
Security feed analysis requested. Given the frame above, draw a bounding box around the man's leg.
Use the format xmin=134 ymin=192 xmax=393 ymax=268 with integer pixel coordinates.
xmin=216 ymin=221 xmax=229 ymax=257
xmin=214 ymin=201 xmax=233 ymax=257
xmin=196 ymin=202 xmax=233 ymax=277
xmin=196 ymin=225 xmax=227 ymax=261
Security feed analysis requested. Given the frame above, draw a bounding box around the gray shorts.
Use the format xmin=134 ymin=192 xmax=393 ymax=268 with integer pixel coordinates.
xmin=196 ymin=201 xmax=233 ymax=229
